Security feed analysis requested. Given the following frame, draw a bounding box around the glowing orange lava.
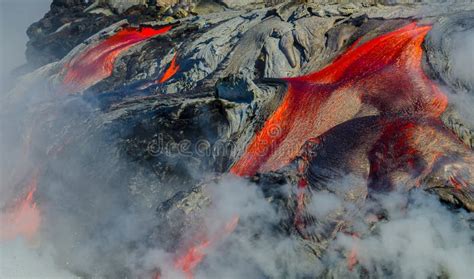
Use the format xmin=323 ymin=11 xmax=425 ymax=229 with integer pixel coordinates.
xmin=159 ymin=23 xmax=454 ymax=277
xmin=63 ymin=25 xmax=172 ymax=93
xmin=0 ymin=174 xmax=40 ymax=241
xmin=159 ymin=53 xmax=180 ymax=83
xmin=169 ymin=216 xmax=239 ymax=279
xmin=231 ymin=23 xmax=447 ymax=176
xmin=174 ymin=240 xmax=210 ymax=278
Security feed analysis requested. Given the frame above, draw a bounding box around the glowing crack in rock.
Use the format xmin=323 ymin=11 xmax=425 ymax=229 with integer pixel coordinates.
xmin=137 ymin=53 xmax=180 ymax=90
xmin=231 ymin=23 xmax=448 ymax=177
xmin=159 ymin=53 xmax=180 ymax=83
xmin=62 ymin=25 xmax=172 ymax=93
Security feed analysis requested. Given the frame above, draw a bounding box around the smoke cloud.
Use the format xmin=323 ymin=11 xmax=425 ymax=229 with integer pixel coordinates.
xmin=450 ymin=30 xmax=474 ymax=91
xmin=336 ymin=190 xmax=474 ymax=279
xmin=0 ymin=239 xmax=76 ymax=278
xmin=144 ymin=177 xmax=474 ymax=279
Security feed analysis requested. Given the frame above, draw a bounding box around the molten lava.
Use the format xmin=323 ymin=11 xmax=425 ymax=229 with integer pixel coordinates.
xmin=174 ymin=240 xmax=210 ymax=278
xmin=170 ymin=216 xmax=239 ymax=279
xmin=63 ymin=25 xmax=172 ymax=93
xmin=0 ymin=174 xmax=40 ymax=241
xmin=367 ymin=117 xmax=473 ymax=191
xmin=159 ymin=53 xmax=180 ymax=83
xmin=164 ymin=23 xmax=453 ymax=277
xmin=231 ymin=23 xmax=447 ymax=176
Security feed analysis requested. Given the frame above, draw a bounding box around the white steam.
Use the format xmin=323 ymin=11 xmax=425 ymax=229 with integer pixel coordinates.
xmin=0 ymin=1 xmax=73 ymax=278
xmin=0 ymin=239 xmax=76 ymax=278
xmin=445 ymin=29 xmax=474 ymax=127
xmin=145 ymin=177 xmax=474 ymax=279
xmin=451 ymin=30 xmax=474 ymax=90
xmin=335 ymin=191 xmax=474 ymax=279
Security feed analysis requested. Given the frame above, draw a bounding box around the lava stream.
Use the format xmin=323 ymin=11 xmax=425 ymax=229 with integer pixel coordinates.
xmin=231 ymin=23 xmax=447 ymax=176
xmin=63 ymin=25 xmax=172 ymax=93
xmin=159 ymin=52 xmax=180 ymax=83
xmin=157 ymin=216 xmax=239 ymax=279
xmin=168 ymin=22 xmax=451 ymax=278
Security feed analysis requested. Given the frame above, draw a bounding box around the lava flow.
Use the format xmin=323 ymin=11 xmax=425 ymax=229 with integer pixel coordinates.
xmin=165 ymin=22 xmax=451 ymax=278
xmin=62 ymin=25 xmax=172 ymax=93
xmin=231 ymin=22 xmax=447 ymax=176
xmin=157 ymin=216 xmax=239 ymax=279
xmin=159 ymin=52 xmax=180 ymax=83
xmin=0 ymin=174 xmax=40 ymax=241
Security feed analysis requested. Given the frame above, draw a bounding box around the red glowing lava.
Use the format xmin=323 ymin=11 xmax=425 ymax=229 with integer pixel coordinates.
xmin=159 ymin=23 xmax=455 ymax=277
xmin=347 ymin=233 xmax=360 ymax=271
xmin=63 ymin=25 xmax=172 ymax=93
xmin=159 ymin=53 xmax=180 ymax=83
xmin=174 ymin=240 xmax=210 ymax=278
xmin=231 ymin=23 xmax=447 ymax=176
xmin=368 ymin=117 xmax=471 ymax=191
xmin=0 ymin=174 xmax=40 ymax=241
xmin=170 ymin=216 xmax=239 ymax=279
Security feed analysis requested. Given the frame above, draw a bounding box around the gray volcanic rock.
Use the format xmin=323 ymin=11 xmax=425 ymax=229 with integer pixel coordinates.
xmin=424 ymin=12 xmax=474 ymax=148
xmin=25 ymin=2 xmax=118 ymax=68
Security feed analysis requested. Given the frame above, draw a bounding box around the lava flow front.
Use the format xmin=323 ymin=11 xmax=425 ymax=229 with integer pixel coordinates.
xmin=231 ymin=22 xmax=447 ymax=176
xmin=62 ymin=25 xmax=172 ymax=93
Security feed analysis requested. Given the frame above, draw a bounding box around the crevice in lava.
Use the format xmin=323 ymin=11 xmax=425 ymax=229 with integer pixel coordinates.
xmin=159 ymin=52 xmax=180 ymax=83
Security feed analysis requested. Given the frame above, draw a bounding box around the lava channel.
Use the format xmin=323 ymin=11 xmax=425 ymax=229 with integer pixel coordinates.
xmin=62 ymin=25 xmax=172 ymax=93
xmin=166 ymin=23 xmax=452 ymax=278
xmin=231 ymin=22 xmax=447 ymax=177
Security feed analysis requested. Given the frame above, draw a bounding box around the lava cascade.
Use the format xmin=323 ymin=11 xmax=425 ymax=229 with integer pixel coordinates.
xmin=231 ymin=23 xmax=447 ymax=176
xmin=63 ymin=26 xmax=172 ymax=93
